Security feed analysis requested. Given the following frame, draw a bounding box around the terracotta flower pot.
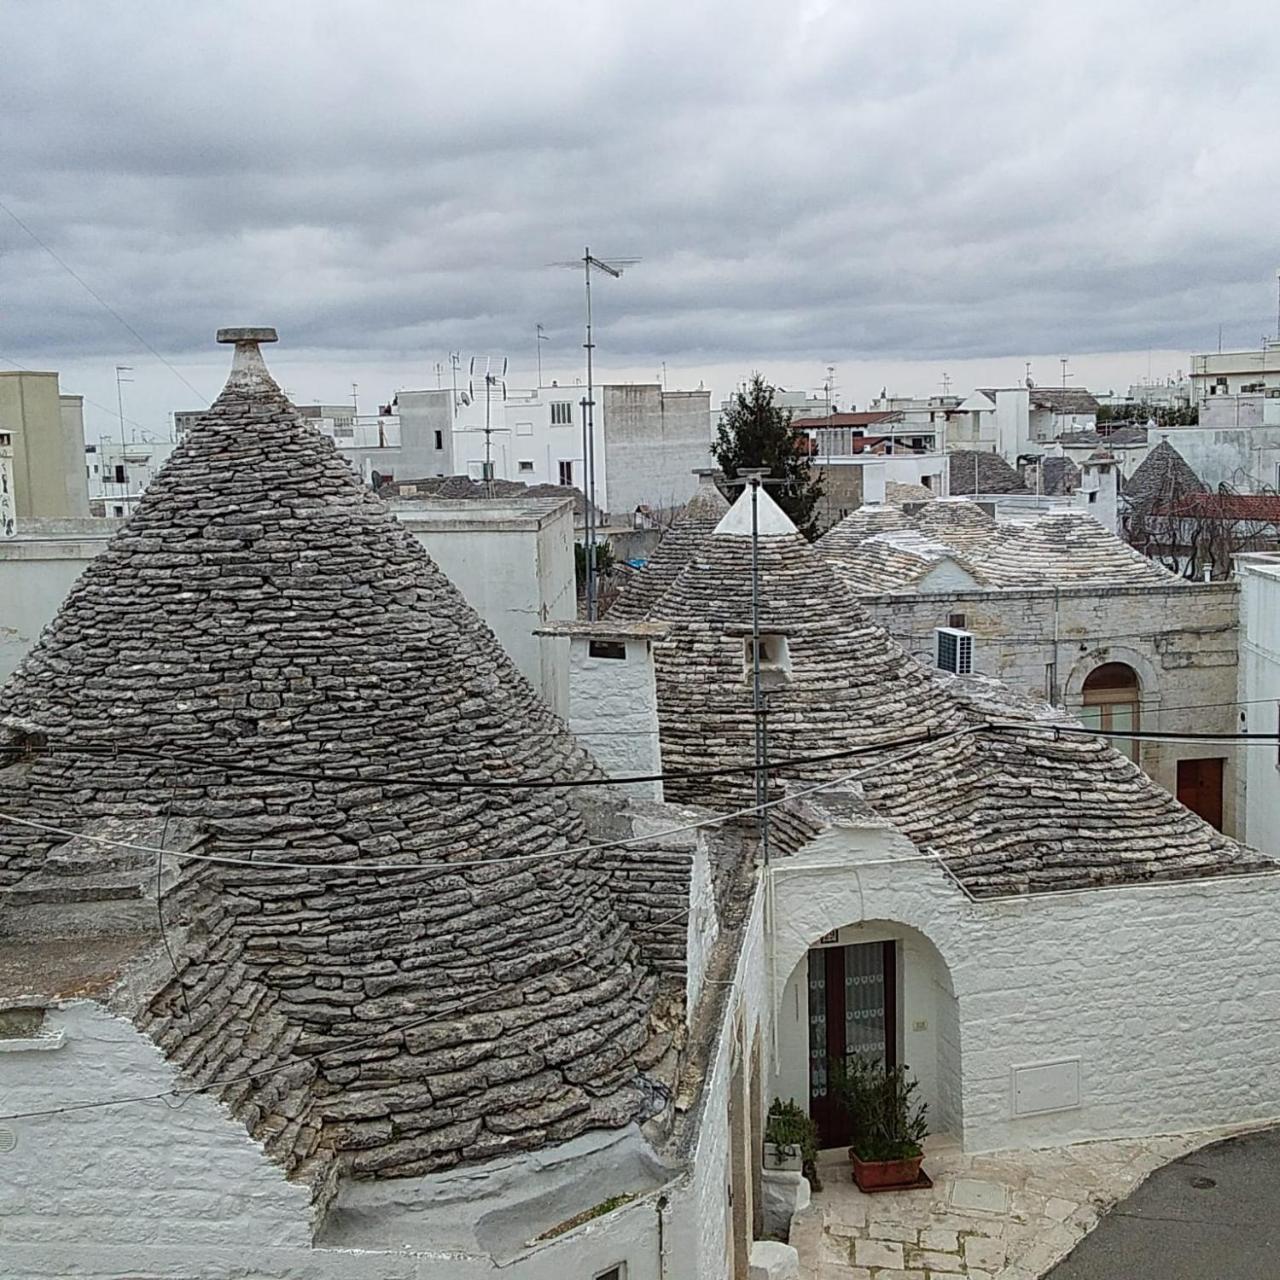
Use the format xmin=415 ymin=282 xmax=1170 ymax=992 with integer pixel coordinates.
xmin=850 ymin=1151 xmax=925 ymax=1191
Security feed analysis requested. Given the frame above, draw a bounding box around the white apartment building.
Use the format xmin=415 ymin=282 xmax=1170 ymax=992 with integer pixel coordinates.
xmin=85 ymin=437 xmax=178 ymax=518
xmin=456 ymin=381 xmax=713 ymax=516
xmin=1191 ymin=339 xmax=1280 ymax=400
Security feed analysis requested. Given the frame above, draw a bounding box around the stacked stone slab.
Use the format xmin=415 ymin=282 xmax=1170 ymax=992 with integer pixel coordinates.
xmin=642 ymin=486 xmax=1268 ymax=896
xmin=827 ymin=529 xmax=993 ymax=594
xmin=607 ymin=474 xmax=730 ymax=621
xmin=0 ymin=329 xmax=659 ymax=1188
xmin=1124 ymin=438 xmax=1208 ymax=513
xmin=908 ymin=497 xmax=999 ymax=551
xmin=949 ymin=449 xmax=1028 ymax=495
xmin=815 ymin=502 xmax=911 ymax=556
xmin=967 ymin=511 xmax=1180 ymax=587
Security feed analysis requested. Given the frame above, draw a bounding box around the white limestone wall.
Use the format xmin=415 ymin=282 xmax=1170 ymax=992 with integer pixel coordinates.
xmin=666 ymin=885 xmax=768 ymax=1280
xmin=1238 ymin=556 xmax=1280 ymax=855
xmin=1 ymin=1001 xmax=314 ymax=1268
xmin=566 ymin=635 xmax=664 ymax=798
xmin=393 ymin=500 xmax=575 ymax=717
xmin=0 ymin=536 xmax=109 ymax=684
xmin=770 ymin=822 xmax=1280 ymax=1153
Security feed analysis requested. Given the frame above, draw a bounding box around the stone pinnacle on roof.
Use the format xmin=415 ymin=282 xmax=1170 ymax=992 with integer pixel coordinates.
xmin=0 ymin=325 xmax=658 ymax=1186
xmin=713 ymin=481 xmax=796 ymax=538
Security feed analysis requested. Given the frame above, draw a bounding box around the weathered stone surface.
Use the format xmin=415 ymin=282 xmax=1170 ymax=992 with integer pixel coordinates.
xmin=640 ymin=486 xmax=1269 ymax=895
xmin=0 ymin=330 xmax=664 ymax=1186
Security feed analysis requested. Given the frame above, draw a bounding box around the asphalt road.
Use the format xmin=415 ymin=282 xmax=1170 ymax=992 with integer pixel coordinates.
xmin=1048 ymin=1128 xmax=1280 ymax=1280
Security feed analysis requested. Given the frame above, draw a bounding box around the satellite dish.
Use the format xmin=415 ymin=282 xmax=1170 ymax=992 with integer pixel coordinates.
xmin=459 ymin=391 xmax=472 ymax=406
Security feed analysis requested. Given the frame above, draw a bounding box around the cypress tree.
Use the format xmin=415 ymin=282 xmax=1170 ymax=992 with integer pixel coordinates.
xmin=712 ymin=372 xmax=824 ymax=540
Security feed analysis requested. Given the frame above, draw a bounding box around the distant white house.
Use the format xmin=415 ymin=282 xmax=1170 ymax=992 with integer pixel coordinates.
xmin=85 ymin=437 xmax=177 ymax=518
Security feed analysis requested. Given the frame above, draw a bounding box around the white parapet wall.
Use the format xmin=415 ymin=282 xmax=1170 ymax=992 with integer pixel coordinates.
xmin=769 ymin=817 xmax=1280 ymax=1154
xmin=535 ymin=620 xmax=671 ymax=797
xmin=389 ymin=497 xmax=576 ymax=717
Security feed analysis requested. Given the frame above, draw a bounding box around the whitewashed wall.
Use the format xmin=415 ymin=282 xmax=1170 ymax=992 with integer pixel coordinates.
xmin=0 ymin=532 xmax=113 ymax=684
xmin=0 ymin=1003 xmax=695 ymax=1279
xmin=1238 ymin=555 xmax=1280 ymax=855
xmin=1 ymin=1001 xmax=315 ymax=1276
xmin=565 ymin=635 xmax=664 ymax=798
xmin=665 ymin=885 xmax=768 ymax=1280
xmin=390 ymin=499 xmax=576 ymax=717
xmin=769 ymin=820 xmax=1280 ymax=1153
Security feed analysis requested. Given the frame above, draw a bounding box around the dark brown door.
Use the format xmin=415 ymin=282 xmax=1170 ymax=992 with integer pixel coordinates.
xmin=1177 ymin=757 xmax=1225 ymax=831
xmin=807 ymin=941 xmax=896 ymax=1148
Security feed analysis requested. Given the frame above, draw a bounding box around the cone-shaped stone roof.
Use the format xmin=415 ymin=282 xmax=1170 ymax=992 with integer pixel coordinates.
xmin=0 ymin=329 xmax=656 ymax=1185
xmin=827 ymin=530 xmax=994 ymax=594
xmin=967 ymin=510 xmax=1180 ymax=587
xmin=644 ymin=487 xmax=1266 ymax=895
xmin=909 ymin=497 xmax=999 ymax=551
xmin=1124 ymin=438 xmax=1207 ymax=512
xmin=815 ymin=503 xmax=912 ymax=555
xmin=607 ymin=473 xmax=729 ymax=620
xmin=949 ymin=449 xmax=1028 ymax=495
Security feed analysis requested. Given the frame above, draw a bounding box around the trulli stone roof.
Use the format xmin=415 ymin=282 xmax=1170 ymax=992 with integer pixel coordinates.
xmin=908 ymin=496 xmax=999 ymax=550
xmin=642 ymin=486 xmax=1266 ymax=895
xmin=949 ymin=449 xmax=1029 ymax=495
xmin=1123 ymin=439 xmax=1207 ymax=513
xmin=814 ymin=503 xmax=912 ymax=555
xmin=827 ymin=530 xmax=994 ymax=595
xmin=607 ymin=473 xmax=730 ymax=620
xmin=0 ymin=329 xmax=660 ymax=1190
xmin=966 ymin=510 xmax=1181 ymax=587
xmin=883 ymin=480 xmax=937 ymax=504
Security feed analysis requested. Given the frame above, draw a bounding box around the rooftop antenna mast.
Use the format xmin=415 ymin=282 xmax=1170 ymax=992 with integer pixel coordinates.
xmin=470 ymin=356 xmax=507 ymax=497
xmin=536 ymin=324 xmax=549 ymax=388
xmin=551 ymin=247 xmax=641 ymax=619
xmin=114 ymin=365 xmax=133 ymax=499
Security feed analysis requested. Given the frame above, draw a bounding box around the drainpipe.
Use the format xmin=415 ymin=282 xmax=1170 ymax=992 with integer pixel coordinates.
xmin=655 ymin=1193 xmax=668 ymax=1279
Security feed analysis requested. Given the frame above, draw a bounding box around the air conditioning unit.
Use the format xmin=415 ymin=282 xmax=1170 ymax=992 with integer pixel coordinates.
xmin=935 ymin=627 xmax=974 ymax=675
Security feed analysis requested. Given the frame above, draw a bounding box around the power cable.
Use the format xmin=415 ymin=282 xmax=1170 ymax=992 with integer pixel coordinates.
xmin=0 ymin=727 xmax=984 ymax=875
xmin=42 ymin=727 xmax=963 ymax=792
xmin=0 ymin=197 xmax=209 ymax=403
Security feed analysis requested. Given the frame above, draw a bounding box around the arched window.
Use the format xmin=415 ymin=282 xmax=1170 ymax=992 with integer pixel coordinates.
xmin=1081 ymin=662 xmax=1140 ymax=762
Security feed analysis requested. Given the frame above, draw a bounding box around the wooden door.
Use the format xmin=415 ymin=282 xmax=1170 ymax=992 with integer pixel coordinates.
xmin=1177 ymin=757 xmax=1225 ymax=831
xmin=807 ymin=941 xmax=896 ymax=1148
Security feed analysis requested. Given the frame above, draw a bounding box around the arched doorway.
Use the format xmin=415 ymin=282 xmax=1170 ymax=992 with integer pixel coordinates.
xmin=776 ymin=921 xmax=961 ymax=1149
xmin=1080 ymin=662 xmax=1140 ymax=763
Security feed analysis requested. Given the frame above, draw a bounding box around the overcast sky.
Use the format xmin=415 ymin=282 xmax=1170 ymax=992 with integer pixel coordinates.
xmin=2 ymin=0 xmax=1278 ymax=441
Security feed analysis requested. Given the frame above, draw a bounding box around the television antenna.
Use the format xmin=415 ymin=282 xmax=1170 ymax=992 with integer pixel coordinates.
xmin=550 ymin=248 xmax=641 ymax=619
xmin=536 ymin=323 xmax=550 ymax=388
xmin=470 ymin=356 xmax=507 ymax=496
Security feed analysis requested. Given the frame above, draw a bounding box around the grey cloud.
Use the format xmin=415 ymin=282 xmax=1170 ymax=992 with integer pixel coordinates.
xmin=1 ymin=0 xmax=1277 ymax=413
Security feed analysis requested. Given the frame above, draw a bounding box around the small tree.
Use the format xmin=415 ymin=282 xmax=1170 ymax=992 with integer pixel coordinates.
xmin=713 ymin=373 xmax=824 ymax=540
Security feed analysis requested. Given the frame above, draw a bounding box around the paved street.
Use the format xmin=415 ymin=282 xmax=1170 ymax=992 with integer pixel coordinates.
xmin=1048 ymin=1127 xmax=1280 ymax=1280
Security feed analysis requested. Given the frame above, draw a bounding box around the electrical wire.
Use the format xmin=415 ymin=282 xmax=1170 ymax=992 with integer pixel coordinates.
xmin=0 ymin=197 xmax=209 ymax=403
xmin=986 ymin=722 xmax=1280 ymax=744
xmin=0 ymin=727 xmax=984 ymax=875
xmin=40 ymin=727 xmax=958 ymax=793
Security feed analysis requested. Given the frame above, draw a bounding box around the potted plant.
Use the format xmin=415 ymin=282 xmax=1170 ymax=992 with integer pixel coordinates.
xmin=764 ymin=1098 xmax=821 ymax=1189
xmin=832 ymin=1054 xmax=929 ymax=1192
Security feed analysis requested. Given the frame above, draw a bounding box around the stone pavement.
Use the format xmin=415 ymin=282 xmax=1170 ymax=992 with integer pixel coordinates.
xmin=791 ymin=1127 xmax=1267 ymax=1280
